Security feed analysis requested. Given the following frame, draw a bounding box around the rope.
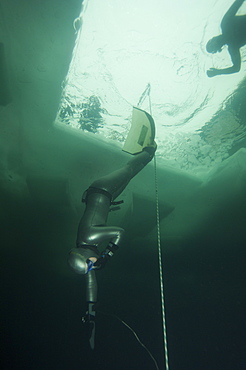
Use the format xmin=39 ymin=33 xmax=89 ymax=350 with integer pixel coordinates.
xmin=138 ymin=83 xmax=170 ymax=370
xmin=137 ymin=83 xmax=151 ymax=108
xmin=98 ymin=311 xmax=160 ymax=370
xmin=154 ymin=156 xmax=170 ymax=370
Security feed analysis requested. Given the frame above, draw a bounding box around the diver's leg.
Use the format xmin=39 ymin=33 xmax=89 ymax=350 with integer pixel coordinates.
xmin=90 ymin=147 xmax=156 ymax=200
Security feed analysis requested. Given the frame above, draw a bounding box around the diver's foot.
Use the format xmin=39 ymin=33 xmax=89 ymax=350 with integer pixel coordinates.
xmin=143 ymin=140 xmax=157 ymax=157
xmin=122 ymin=107 xmax=156 ymax=155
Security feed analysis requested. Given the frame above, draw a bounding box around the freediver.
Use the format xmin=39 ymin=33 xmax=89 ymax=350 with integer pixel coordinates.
xmin=67 ymin=109 xmax=156 ymax=349
xmin=206 ymin=0 xmax=246 ymax=77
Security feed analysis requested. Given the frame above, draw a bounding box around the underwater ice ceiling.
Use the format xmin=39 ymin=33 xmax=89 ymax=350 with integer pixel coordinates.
xmin=56 ymin=0 xmax=246 ymax=175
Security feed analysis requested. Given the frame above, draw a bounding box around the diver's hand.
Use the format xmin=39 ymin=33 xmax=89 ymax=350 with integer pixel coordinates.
xmin=93 ymin=254 xmax=110 ymax=270
xmin=143 ymin=141 xmax=157 ymax=156
xmin=93 ymin=242 xmax=119 ymax=270
xmin=207 ymin=68 xmax=220 ymax=77
xmin=86 ymin=257 xmax=98 ymax=273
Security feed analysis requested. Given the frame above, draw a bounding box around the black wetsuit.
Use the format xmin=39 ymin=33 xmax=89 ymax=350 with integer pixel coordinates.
xmin=77 ymin=149 xmax=154 ymax=250
xmin=77 ymin=148 xmax=154 ymax=303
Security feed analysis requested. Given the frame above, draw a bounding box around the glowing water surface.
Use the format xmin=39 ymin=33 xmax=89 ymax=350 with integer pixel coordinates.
xmin=56 ymin=0 xmax=246 ymax=175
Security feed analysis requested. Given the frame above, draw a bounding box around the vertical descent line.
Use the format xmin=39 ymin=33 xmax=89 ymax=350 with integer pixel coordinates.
xmin=154 ymin=156 xmax=170 ymax=370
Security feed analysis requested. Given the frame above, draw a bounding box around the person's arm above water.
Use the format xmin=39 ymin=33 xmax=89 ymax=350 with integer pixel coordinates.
xmin=221 ymin=0 xmax=245 ymax=28
xmin=207 ymin=46 xmax=241 ymax=77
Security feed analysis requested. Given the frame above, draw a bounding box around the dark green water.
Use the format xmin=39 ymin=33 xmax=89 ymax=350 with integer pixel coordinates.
xmin=1 ymin=169 xmax=246 ymax=370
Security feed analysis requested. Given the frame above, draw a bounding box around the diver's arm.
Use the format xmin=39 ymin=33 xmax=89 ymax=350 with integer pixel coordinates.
xmin=85 ymin=226 xmax=125 ymax=271
xmin=207 ymin=47 xmax=241 ymax=77
xmin=89 ymin=227 xmax=124 ymax=271
xmin=93 ymin=241 xmax=120 ymax=270
xmin=221 ymin=0 xmax=245 ymax=27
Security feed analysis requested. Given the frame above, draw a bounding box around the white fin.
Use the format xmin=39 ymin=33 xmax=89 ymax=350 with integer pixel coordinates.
xmin=123 ymin=107 xmax=155 ymax=154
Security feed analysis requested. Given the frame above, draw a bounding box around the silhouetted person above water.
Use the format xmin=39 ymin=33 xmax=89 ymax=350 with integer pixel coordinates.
xmin=206 ymin=0 xmax=246 ymax=77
